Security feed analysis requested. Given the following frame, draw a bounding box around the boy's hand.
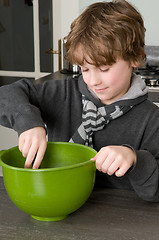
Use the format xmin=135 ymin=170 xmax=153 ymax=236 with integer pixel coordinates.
xmin=91 ymin=146 xmax=136 ymax=177
xmin=19 ymin=127 xmax=47 ymax=169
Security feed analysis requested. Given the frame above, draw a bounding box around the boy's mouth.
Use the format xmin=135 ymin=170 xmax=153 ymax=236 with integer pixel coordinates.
xmin=94 ymin=87 xmax=107 ymax=94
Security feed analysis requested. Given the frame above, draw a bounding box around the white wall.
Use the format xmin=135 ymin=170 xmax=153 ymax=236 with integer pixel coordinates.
xmin=0 ymin=126 xmax=18 ymax=176
xmin=61 ymin=0 xmax=79 ymax=38
xmin=0 ymin=126 xmax=18 ymax=150
xmin=79 ymin=0 xmax=159 ymax=46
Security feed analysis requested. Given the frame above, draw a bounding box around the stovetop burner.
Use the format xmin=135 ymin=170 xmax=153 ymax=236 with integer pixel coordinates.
xmin=135 ymin=65 xmax=159 ymax=87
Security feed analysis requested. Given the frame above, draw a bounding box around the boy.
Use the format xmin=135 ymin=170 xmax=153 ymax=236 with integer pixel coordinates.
xmin=0 ymin=0 xmax=159 ymax=202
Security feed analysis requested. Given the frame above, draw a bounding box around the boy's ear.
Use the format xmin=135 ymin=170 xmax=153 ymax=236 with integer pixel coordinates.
xmin=131 ymin=61 xmax=140 ymax=68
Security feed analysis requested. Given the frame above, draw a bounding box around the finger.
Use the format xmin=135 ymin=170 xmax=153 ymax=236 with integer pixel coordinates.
xmin=32 ymin=143 xmax=47 ymax=169
xmin=106 ymin=159 xmax=120 ymax=175
xmin=19 ymin=137 xmax=25 ymax=153
xmin=95 ymin=155 xmax=107 ymax=171
xmin=24 ymin=145 xmax=38 ymax=169
xmin=100 ymin=153 xmax=115 ymax=173
xmin=115 ymin=165 xmax=128 ymax=177
xmin=21 ymin=141 xmax=32 ymax=158
xmin=95 ymin=149 xmax=109 ymax=171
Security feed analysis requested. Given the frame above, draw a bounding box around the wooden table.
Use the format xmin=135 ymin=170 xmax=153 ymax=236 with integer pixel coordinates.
xmin=0 ymin=177 xmax=159 ymax=240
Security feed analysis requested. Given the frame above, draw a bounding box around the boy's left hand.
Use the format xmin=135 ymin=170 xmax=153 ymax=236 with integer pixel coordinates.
xmin=91 ymin=146 xmax=136 ymax=177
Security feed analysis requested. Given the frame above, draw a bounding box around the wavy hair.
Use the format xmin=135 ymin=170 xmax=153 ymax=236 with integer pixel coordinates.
xmin=65 ymin=0 xmax=146 ymax=67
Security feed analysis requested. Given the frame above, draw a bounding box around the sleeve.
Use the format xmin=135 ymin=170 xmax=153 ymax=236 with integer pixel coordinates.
xmin=127 ymin=109 xmax=159 ymax=202
xmin=0 ymin=78 xmax=53 ymax=135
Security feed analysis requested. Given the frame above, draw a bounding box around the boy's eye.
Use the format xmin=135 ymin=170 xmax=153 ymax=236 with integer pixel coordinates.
xmin=81 ymin=68 xmax=89 ymax=72
xmin=99 ymin=67 xmax=110 ymax=72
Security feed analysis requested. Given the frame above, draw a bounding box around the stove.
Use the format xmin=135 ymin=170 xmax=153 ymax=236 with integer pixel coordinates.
xmin=135 ymin=65 xmax=159 ymax=88
xmin=136 ymin=64 xmax=159 ymax=105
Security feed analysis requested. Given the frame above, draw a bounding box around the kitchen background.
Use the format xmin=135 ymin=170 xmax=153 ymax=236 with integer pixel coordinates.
xmin=0 ymin=0 xmax=159 ymax=174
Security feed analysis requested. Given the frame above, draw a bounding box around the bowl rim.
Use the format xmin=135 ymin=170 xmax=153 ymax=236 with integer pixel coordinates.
xmin=0 ymin=142 xmax=97 ymax=172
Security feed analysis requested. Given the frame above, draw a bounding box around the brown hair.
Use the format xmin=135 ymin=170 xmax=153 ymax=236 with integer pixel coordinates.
xmin=65 ymin=0 xmax=146 ymax=67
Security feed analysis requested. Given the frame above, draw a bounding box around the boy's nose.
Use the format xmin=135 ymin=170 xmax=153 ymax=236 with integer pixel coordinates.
xmin=89 ymin=72 xmax=101 ymax=86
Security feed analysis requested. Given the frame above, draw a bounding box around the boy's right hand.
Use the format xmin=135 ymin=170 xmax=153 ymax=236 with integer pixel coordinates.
xmin=19 ymin=127 xmax=47 ymax=169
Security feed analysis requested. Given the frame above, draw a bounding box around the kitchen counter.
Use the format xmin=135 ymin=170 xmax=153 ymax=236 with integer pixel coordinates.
xmin=1 ymin=177 xmax=159 ymax=240
xmin=35 ymin=71 xmax=80 ymax=83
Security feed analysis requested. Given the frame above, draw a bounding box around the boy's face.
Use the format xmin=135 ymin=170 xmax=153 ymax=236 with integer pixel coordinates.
xmin=80 ymin=59 xmax=136 ymax=105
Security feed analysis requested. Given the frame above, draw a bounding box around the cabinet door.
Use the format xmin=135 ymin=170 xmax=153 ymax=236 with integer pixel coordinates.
xmin=0 ymin=0 xmax=54 ymax=85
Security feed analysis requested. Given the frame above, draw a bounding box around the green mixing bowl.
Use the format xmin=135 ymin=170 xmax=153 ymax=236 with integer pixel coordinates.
xmin=0 ymin=142 xmax=96 ymax=221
